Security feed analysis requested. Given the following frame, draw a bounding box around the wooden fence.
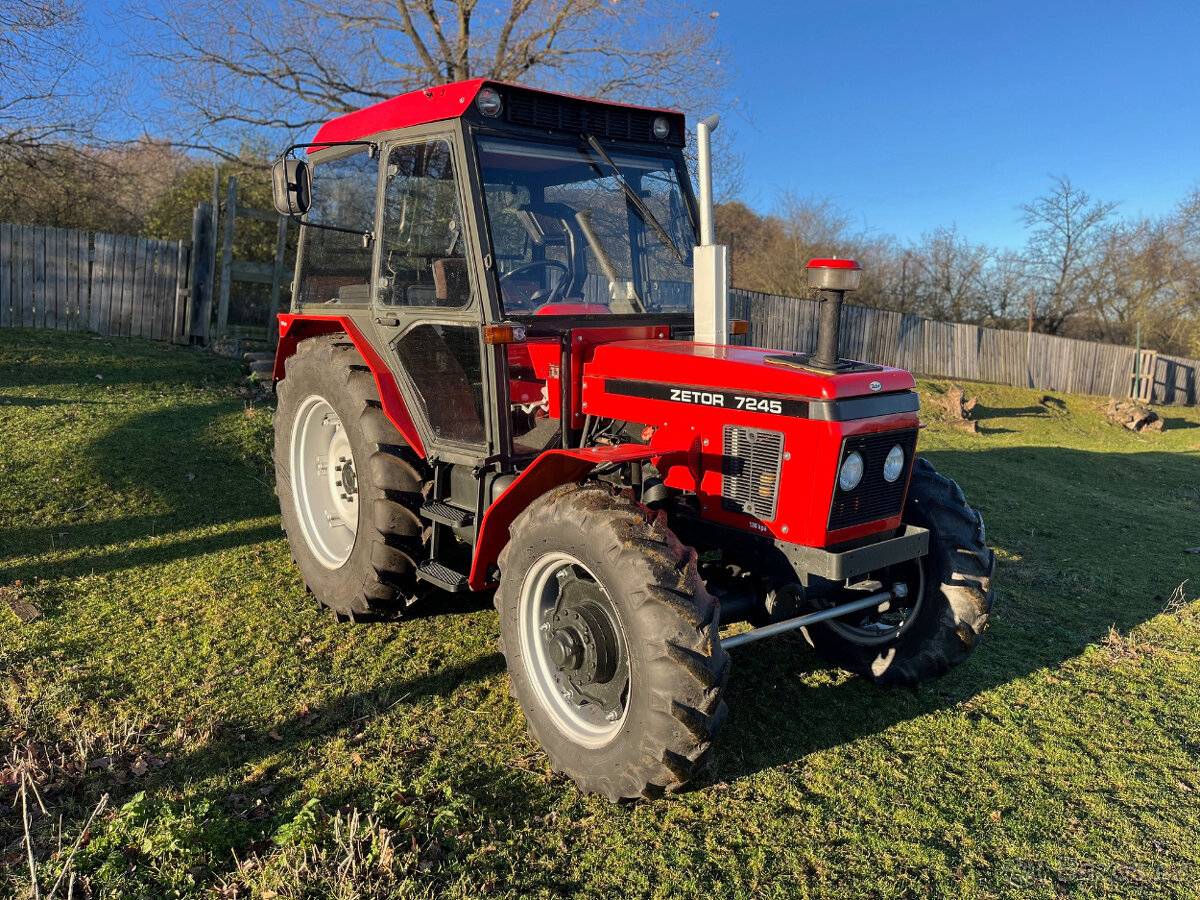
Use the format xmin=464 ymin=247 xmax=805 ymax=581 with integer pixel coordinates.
xmin=731 ymin=288 xmax=1198 ymax=406
xmin=0 ymin=223 xmax=190 ymax=341
xmin=1 ymin=223 xmax=1196 ymax=405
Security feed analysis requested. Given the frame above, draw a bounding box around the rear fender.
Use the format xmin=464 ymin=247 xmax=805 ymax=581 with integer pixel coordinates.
xmin=468 ymin=444 xmax=666 ymax=590
xmin=274 ymin=313 xmax=426 ymax=457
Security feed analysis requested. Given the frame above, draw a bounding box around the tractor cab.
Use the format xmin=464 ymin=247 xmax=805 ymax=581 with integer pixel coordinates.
xmin=275 ymin=81 xmax=699 ymax=470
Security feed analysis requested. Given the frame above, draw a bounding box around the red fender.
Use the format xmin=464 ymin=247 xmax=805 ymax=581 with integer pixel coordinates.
xmin=467 ymin=444 xmax=666 ymax=590
xmin=274 ymin=314 xmax=426 ymax=457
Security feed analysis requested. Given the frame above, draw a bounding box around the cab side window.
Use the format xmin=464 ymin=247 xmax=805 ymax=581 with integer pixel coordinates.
xmin=380 ymin=140 xmax=471 ymax=307
xmin=297 ymin=149 xmax=379 ymax=306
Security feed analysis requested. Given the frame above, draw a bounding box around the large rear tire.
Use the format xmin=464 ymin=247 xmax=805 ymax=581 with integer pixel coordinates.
xmin=805 ymin=457 xmax=995 ymax=685
xmin=496 ymin=483 xmax=730 ymax=801
xmin=274 ymin=335 xmax=426 ymax=619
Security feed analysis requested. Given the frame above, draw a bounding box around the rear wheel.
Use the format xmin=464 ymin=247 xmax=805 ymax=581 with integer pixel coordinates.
xmin=804 ymin=458 xmax=994 ymax=685
xmin=274 ymin=335 xmax=427 ymax=619
xmin=496 ymin=484 xmax=730 ymax=801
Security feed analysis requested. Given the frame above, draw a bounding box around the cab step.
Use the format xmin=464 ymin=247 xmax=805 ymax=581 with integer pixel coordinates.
xmin=415 ymin=560 xmax=470 ymax=593
xmin=419 ymin=500 xmax=474 ymax=528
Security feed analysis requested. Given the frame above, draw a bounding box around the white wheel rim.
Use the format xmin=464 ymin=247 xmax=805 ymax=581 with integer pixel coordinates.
xmin=518 ymin=551 xmax=629 ymax=748
xmin=290 ymin=395 xmax=358 ymax=569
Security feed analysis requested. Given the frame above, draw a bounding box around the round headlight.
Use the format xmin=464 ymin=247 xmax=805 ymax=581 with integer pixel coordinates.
xmin=883 ymin=444 xmax=905 ymax=483
xmin=652 ymin=115 xmax=671 ymax=140
xmin=476 ymin=87 xmax=502 ymax=117
xmin=838 ymin=450 xmax=864 ymax=492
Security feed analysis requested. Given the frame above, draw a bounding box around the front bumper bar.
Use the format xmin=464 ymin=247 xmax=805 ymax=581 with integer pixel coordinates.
xmin=782 ymin=524 xmax=929 ymax=582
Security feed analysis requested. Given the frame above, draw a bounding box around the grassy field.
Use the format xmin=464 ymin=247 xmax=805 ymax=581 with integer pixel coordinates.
xmin=1 ymin=327 xmax=1198 ymax=899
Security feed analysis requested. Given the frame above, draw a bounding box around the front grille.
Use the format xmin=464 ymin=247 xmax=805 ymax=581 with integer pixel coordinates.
xmin=504 ymin=88 xmax=678 ymax=144
xmin=721 ymin=426 xmax=784 ymax=521
xmin=828 ymin=429 xmax=918 ymax=531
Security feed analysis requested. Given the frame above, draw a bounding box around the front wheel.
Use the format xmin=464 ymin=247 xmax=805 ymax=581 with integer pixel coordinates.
xmin=804 ymin=458 xmax=995 ymax=685
xmin=496 ymin=484 xmax=730 ymax=801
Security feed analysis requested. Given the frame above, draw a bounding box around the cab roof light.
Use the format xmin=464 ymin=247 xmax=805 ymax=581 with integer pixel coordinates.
xmin=476 ymin=87 xmax=503 ymax=118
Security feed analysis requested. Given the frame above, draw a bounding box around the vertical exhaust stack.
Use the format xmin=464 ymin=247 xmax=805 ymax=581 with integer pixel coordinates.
xmin=806 ymin=258 xmax=862 ymax=373
xmin=693 ymin=114 xmax=729 ymax=346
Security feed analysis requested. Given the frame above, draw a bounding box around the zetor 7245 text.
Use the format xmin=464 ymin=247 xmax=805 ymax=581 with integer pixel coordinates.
xmin=268 ymin=80 xmax=995 ymax=801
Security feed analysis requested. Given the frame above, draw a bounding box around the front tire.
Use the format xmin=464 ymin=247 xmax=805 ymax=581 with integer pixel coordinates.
xmin=805 ymin=457 xmax=995 ymax=685
xmin=496 ymin=484 xmax=730 ymax=801
xmin=274 ymin=335 xmax=426 ymax=619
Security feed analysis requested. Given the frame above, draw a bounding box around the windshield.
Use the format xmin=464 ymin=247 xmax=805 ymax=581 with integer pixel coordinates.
xmin=477 ymin=137 xmax=696 ymax=317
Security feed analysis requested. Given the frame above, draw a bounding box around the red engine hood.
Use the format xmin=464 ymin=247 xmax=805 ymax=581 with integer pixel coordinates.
xmin=582 ymin=340 xmax=916 ymax=399
xmin=578 ymin=338 xmax=921 ymax=549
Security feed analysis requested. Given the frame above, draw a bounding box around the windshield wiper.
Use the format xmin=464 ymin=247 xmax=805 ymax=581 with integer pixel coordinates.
xmin=582 ymin=134 xmax=687 ymax=266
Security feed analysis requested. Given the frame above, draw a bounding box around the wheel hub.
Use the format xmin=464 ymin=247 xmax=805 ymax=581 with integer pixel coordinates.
xmin=542 ymin=571 xmax=627 ymax=715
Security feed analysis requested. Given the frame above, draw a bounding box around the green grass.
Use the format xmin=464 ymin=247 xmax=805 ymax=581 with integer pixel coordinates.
xmin=2 ymin=327 xmax=1199 ymax=899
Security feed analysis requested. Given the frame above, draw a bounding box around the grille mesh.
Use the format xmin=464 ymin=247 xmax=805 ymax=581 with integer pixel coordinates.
xmin=505 ymin=90 xmax=665 ymax=143
xmin=828 ymin=430 xmax=918 ymax=530
xmin=721 ymin=426 xmax=784 ymax=521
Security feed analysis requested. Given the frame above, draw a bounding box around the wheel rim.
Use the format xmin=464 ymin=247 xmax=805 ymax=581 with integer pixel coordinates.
xmin=290 ymin=395 xmax=359 ymax=569
xmin=518 ymin=551 xmax=630 ymax=748
xmin=823 ymin=557 xmax=926 ymax=646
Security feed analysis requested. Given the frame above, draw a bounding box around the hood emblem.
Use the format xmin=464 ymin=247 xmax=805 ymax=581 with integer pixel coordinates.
xmin=869 ymin=380 xmax=882 ymax=392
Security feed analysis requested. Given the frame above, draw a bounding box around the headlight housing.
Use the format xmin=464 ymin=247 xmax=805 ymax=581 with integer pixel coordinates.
xmin=838 ymin=450 xmax=864 ymax=491
xmin=883 ymin=444 xmax=905 ymax=483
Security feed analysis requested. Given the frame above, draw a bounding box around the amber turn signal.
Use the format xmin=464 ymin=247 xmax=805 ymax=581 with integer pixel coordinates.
xmin=483 ymin=324 xmax=527 ymax=344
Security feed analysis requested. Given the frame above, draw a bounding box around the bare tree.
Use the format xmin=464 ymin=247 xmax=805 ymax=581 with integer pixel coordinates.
xmin=0 ymin=1 xmax=101 ymax=156
xmin=123 ymin=0 xmax=726 ymax=153
xmin=905 ymin=225 xmax=991 ymax=322
xmin=978 ymin=249 xmax=1030 ymax=328
xmin=1020 ymin=175 xmax=1117 ymax=334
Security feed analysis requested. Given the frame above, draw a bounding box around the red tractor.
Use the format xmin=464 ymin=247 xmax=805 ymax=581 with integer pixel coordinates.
xmin=269 ymin=80 xmax=994 ymax=801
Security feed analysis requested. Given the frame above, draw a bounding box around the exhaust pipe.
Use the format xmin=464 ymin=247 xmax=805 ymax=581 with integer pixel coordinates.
xmin=806 ymin=258 xmax=862 ymax=372
xmin=693 ymin=114 xmax=729 ymax=346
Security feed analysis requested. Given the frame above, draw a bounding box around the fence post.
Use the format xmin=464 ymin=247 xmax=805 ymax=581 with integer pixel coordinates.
xmin=217 ymin=176 xmax=237 ymax=338
xmin=187 ymin=202 xmax=215 ymax=344
xmin=267 ymin=214 xmax=289 ymax=344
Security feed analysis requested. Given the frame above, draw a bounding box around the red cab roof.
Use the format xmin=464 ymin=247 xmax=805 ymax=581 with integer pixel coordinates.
xmin=309 ymin=79 xmax=684 ymax=147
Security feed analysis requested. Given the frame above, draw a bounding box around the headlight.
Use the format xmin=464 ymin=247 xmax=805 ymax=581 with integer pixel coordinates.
xmin=476 ymin=87 xmax=502 ymax=117
xmin=883 ymin=444 xmax=905 ymax=483
xmin=652 ymin=115 xmax=671 ymax=140
xmin=838 ymin=450 xmax=864 ymax=491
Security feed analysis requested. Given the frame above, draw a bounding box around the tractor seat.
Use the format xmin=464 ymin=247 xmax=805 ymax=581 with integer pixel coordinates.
xmin=432 ymin=258 xmax=470 ymax=305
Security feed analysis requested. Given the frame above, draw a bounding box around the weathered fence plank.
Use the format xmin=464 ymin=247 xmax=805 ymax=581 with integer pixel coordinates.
xmin=0 ymin=223 xmax=11 ymax=328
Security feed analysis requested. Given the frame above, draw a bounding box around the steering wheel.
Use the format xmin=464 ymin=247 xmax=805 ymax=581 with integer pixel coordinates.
xmin=499 ymin=259 xmax=570 ymax=311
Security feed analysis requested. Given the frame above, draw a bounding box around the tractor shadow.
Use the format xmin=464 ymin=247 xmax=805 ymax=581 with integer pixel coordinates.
xmin=0 ymin=397 xmax=279 ymax=584
xmin=710 ymin=444 xmax=1198 ymax=783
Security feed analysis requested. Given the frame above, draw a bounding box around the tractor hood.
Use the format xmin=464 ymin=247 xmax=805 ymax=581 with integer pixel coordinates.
xmin=577 ymin=338 xmax=922 ymax=548
xmin=581 ymin=339 xmax=917 ymax=408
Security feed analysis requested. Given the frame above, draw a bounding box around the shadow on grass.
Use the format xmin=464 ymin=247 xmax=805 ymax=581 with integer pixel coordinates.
xmin=1161 ymin=417 xmax=1200 ymax=431
xmin=114 ymin=445 xmax=1199 ymax=806
xmin=1 ymin=396 xmax=277 ymax=582
xmin=713 ymin=444 xmax=1197 ymax=780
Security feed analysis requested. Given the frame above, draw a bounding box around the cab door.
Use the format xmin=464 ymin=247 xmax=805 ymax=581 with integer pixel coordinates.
xmin=369 ymin=132 xmax=496 ymax=464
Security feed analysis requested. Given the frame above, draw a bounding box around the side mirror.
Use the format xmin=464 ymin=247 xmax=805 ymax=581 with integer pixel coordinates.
xmin=272 ymin=158 xmax=312 ymax=216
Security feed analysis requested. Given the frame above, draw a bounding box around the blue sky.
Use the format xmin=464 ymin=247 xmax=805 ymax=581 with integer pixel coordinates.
xmin=84 ymin=0 xmax=1199 ymax=252
xmin=716 ymin=0 xmax=1200 ymax=249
